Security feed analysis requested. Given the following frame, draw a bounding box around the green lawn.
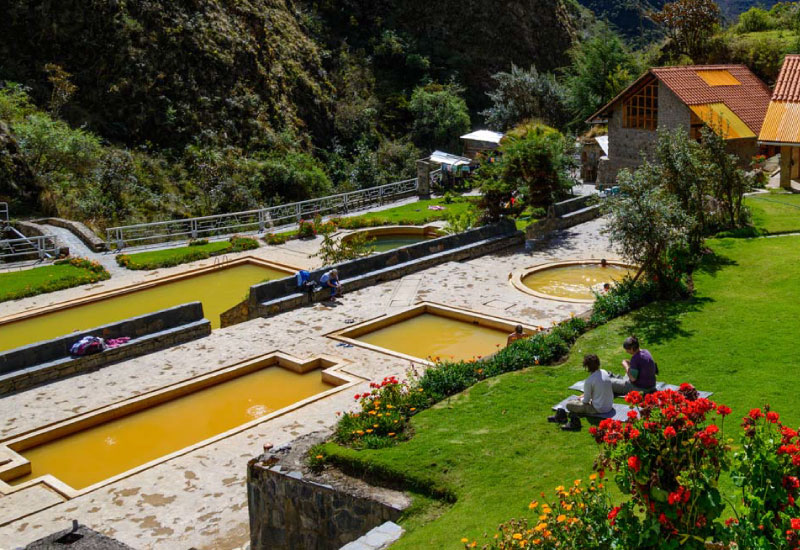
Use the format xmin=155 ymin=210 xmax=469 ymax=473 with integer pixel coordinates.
xmin=736 ymin=29 xmax=799 ymax=48
xmin=746 ymin=193 xmax=800 ymax=234
xmin=117 ymin=238 xmax=258 ymax=270
xmin=0 ymin=261 xmax=110 ymax=303
xmin=351 ymin=196 xmax=480 ymax=225
xmin=322 ymin=233 xmax=800 ymax=548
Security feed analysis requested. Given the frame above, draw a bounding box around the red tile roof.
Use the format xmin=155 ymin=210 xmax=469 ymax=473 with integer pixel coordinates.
xmin=651 ymin=65 xmax=771 ymax=134
xmin=587 ymin=64 xmax=772 ymax=135
xmin=770 ymin=54 xmax=800 ymax=102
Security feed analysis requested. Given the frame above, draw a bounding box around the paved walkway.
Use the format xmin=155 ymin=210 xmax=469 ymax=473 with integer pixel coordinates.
xmin=0 ymin=218 xmax=617 ymax=549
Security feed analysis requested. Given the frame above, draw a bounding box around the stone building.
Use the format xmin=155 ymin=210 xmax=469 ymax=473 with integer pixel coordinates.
xmin=460 ymin=130 xmax=504 ymax=159
xmin=587 ymin=65 xmax=772 ymax=184
xmin=759 ymin=55 xmax=800 ymax=190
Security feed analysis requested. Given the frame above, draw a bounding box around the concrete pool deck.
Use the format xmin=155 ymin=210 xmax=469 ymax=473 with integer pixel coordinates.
xmin=0 ymin=217 xmax=616 ymax=549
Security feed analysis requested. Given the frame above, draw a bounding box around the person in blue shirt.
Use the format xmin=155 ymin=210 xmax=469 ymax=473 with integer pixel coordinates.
xmin=296 ymin=270 xmax=316 ymax=303
xmin=319 ymin=269 xmax=342 ymax=300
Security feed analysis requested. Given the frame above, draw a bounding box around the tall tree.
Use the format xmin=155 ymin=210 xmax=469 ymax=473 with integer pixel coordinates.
xmin=408 ymin=83 xmax=470 ymax=153
xmin=481 ymin=65 xmax=569 ymax=131
xmin=651 ymin=0 xmax=721 ymax=62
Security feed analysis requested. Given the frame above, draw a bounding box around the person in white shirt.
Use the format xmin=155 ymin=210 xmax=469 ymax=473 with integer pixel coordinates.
xmin=548 ymin=354 xmax=614 ymax=431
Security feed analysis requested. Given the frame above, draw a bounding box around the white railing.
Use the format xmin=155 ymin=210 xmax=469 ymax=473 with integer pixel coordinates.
xmin=0 ymin=203 xmax=8 ymax=225
xmin=0 ymin=235 xmax=58 ymax=261
xmin=106 ymin=177 xmax=420 ymax=250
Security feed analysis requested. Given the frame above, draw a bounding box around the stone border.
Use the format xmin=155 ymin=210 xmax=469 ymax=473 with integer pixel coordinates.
xmin=0 ymin=302 xmax=210 ymax=396
xmin=33 ymin=217 xmax=107 ymax=252
xmin=339 ymin=224 xmax=444 ymax=246
xmin=509 ymin=259 xmax=636 ymax=304
xmin=0 ymin=351 xmax=362 ymax=514
xmin=339 ymin=522 xmax=404 ymax=550
xmin=327 ymin=302 xmax=539 ymax=366
xmin=248 ymin=455 xmax=405 ymax=550
xmin=0 ymin=256 xmax=298 ymax=326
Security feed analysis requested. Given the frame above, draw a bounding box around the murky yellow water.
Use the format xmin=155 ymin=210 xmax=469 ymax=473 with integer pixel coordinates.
xmin=371 ymin=235 xmax=432 ymax=252
xmin=0 ymin=264 xmax=287 ymax=352
xmin=522 ymin=264 xmax=633 ymax=300
xmin=356 ymin=313 xmax=509 ymax=362
xmin=8 ymin=366 xmax=332 ymax=490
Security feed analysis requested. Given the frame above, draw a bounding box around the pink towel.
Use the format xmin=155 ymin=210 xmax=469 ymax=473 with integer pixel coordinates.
xmin=106 ymin=337 xmax=131 ymax=348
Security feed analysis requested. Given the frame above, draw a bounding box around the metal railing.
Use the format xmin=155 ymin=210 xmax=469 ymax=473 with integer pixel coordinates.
xmin=105 ymin=177 xmax=420 ymax=250
xmin=0 ymin=235 xmax=58 ymax=261
xmin=0 ymin=203 xmax=8 ymax=225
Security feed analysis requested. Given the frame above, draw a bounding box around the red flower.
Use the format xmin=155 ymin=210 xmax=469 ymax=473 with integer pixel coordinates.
xmin=749 ymin=408 xmax=765 ymax=420
xmin=793 ymin=455 xmax=800 ymax=467
xmin=625 ymin=391 xmax=643 ymax=405
xmin=768 ymin=411 xmax=781 ymax=424
xmin=628 ymin=428 xmax=641 ymax=440
xmin=627 ymin=455 xmax=641 ymax=473
xmin=792 ymin=518 xmax=800 ymax=530
xmin=663 ymin=426 xmax=677 ymax=439
xmin=658 ymin=513 xmax=669 ymax=526
xmin=627 ymin=410 xmax=638 ymax=420
xmin=608 ymin=506 xmax=621 ymax=525
xmin=716 ymin=405 xmax=732 ymax=417
xmin=725 ymin=518 xmax=739 ymax=527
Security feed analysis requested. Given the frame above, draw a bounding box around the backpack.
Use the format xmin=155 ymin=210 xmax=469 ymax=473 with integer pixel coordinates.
xmin=70 ymin=336 xmax=106 ymax=356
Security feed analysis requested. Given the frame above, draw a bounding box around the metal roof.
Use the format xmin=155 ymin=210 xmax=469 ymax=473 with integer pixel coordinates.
xmin=595 ymin=135 xmax=609 ymax=155
xmin=759 ymin=56 xmax=800 ymax=145
xmin=689 ymin=103 xmax=755 ymax=139
xmin=460 ymin=130 xmax=504 ymax=144
xmin=430 ymin=150 xmax=472 ymax=166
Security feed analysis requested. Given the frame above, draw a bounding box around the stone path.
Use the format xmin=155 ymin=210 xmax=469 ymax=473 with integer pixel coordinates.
xmin=0 ymin=217 xmax=617 ymax=549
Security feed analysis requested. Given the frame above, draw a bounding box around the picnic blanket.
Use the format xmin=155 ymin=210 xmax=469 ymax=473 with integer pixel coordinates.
xmin=567 ymin=380 xmax=712 ymax=399
xmin=550 ymin=396 xmax=633 ymax=422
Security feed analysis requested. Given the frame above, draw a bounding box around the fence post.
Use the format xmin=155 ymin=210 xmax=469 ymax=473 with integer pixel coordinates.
xmin=190 ymin=220 xmax=198 ymax=240
xmin=258 ymin=210 xmax=266 ymax=233
xmin=116 ymin=229 xmax=124 ymax=251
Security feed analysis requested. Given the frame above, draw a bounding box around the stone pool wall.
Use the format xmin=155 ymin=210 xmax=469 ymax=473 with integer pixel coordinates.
xmin=0 ymin=302 xmax=210 ymax=395
xmin=232 ymin=220 xmax=522 ymax=322
xmin=247 ymin=455 xmax=403 ymax=550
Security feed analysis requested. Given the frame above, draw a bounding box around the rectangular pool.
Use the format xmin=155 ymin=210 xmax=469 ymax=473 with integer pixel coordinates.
xmin=0 ymin=262 xmax=288 ymax=352
xmin=7 ymin=363 xmax=334 ymax=490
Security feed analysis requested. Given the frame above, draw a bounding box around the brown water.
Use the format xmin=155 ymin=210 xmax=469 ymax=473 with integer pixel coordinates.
xmin=8 ymin=366 xmax=332 ymax=490
xmin=0 ymin=264 xmax=287 ymax=352
xmin=356 ymin=313 xmax=509 ymax=362
xmin=522 ymin=264 xmax=633 ymax=300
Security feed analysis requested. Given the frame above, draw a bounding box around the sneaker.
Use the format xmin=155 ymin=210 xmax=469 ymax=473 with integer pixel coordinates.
xmin=547 ymin=408 xmax=568 ymax=424
xmin=561 ymin=417 xmax=581 ymax=432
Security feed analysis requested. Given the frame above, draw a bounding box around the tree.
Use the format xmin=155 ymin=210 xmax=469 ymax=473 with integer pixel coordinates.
xmin=563 ymin=27 xmax=638 ymax=126
xmin=481 ymin=65 xmax=569 ymax=131
xmin=408 ymin=83 xmax=470 ymax=153
xmin=651 ymin=0 xmax=721 ymax=62
xmin=499 ymin=122 xmax=575 ymax=208
xmin=604 ymin=163 xmax=694 ymax=290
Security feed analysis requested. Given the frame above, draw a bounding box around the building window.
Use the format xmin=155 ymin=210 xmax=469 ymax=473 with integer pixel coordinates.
xmin=623 ymin=82 xmax=658 ymax=130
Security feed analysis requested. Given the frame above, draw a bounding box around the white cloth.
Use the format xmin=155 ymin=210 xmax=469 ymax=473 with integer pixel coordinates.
xmin=582 ymin=369 xmax=614 ymax=414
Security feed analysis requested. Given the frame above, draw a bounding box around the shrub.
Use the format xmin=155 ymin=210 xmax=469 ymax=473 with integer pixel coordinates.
xmin=228 ymin=235 xmax=259 ymax=252
xmin=590 ymin=386 xmax=731 ymax=549
xmin=467 ymin=477 xmax=614 ymax=549
xmin=188 ymin=239 xmax=209 ymax=246
xmin=264 ymin=233 xmax=289 ymax=246
xmin=298 ymin=220 xmax=317 ymax=239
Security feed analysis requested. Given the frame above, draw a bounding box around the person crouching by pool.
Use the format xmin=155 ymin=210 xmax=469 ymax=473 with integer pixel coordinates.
xmin=319 ymin=268 xmax=343 ymax=300
xmin=548 ymin=354 xmax=613 ymax=431
xmin=507 ymin=325 xmax=526 ymax=346
xmin=610 ymin=335 xmax=658 ymax=396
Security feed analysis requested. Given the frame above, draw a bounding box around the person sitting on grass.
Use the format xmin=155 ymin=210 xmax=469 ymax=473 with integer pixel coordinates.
xmin=319 ymin=268 xmax=342 ymax=300
xmin=610 ymin=335 xmax=658 ymax=396
xmin=506 ymin=325 xmax=526 ymax=346
xmin=548 ymin=354 xmax=614 ymax=431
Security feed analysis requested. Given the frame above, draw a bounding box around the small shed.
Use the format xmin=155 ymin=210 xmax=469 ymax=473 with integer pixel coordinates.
xmin=429 ymin=150 xmax=473 ymax=188
xmin=460 ymin=130 xmax=504 ymax=159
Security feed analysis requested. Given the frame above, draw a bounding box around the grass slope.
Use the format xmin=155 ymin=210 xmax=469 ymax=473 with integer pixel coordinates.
xmin=746 ymin=193 xmax=800 ymax=234
xmin=324 ymin=233 xmax=800 ymax=548
xmin=0 ymin=262 xmax=110 ymax=303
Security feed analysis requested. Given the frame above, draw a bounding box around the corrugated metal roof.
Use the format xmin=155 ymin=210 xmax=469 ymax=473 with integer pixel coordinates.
xmin=460 ymin=130 xmax=504 ymax=143
xmin=586 ymin=65 xmax=771 ymax=135
xmin=595 ymin=135 xmax=609 ymax=155
xmin=771 ymin=55 xmax=800 ymax=102
xmin=759 ymin=102 xmax=800 ymax=144
xmin=430 ymin=150 xmax=472 ymax=166
xmin=690 ymin=103 xmax=755 ymax=139
xmin=695 ymin=70 xmax=742 ymax=87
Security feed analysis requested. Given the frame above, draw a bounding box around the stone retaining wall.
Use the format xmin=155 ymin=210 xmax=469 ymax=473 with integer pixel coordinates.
xmin=248 ymin=455 xmax=404 ymax=550
xmin=239 ymin=220 xmax=522 ymax=321
xmin=0 ymin=302 xmax=210 ymax=395
xmin=526 ymin=203 xmax=603 ymax=240
xmin=34 ymin=217 xmax=107 ymax=252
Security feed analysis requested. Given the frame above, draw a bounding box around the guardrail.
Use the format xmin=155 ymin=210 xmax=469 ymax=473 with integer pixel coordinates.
xmin=0 ymin=203 xmax=8 ymax=225
xmin=0 ymin=235 xmax=58 ymax=261
xmin=106 ymin=177 xmax=420 ymax=250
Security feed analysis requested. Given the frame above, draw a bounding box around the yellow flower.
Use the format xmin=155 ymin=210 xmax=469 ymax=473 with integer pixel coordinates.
xmin=528 ymin=501 xmax=539 ymax=509
xmin=366 ymin=429 xmax=373 ymax=433
xmin=373 ymin=424 xmax=379 ymax=428
xmin=557 ymin=514 xmax=567 ymax=523
xmin=543 ymin=530 xmax=552 ymax=538
xmin=519 ymin=541 xmax=527 ymax=548
xmin=589 ymin=473 xmax=598 ymax=481
xmin=539 ymin=514 xmax=548 ymax=521
xmin=512 ymin=533 xmax=522 ymax=540
xmin=534 ymin=523 xmax=547 ymax=532
xmin=533 ymin=539 xmax=542 ymax=545
xmin=315 ymin=454 xmax=323 ymax=459
xmin=555 ymin=485 xmax=564 ymax=492
xmin=461 ymin=538 xmax=469 ymax=543
xmin=574 ymin=479 xmax=581 ymax=486
xmin=564 ymin=504 xmax=573 ymax=511
xmin=410 ymin=407 xmax=417 ymax=411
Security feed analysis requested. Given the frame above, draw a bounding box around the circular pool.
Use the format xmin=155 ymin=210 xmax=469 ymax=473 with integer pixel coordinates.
xmin=342 ymin=226 xmax=443 ymax=253
xmin=510 ymin=260 xmax=636 ymax=303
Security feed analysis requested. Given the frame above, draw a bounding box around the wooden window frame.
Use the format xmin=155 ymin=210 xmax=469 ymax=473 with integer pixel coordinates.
xmin=623 ymin=81 xmax=658 ymax=131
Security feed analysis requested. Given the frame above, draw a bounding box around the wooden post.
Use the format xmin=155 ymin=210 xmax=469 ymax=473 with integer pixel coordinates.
xmin=781 ymin=146 xmax=792 ymax=189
